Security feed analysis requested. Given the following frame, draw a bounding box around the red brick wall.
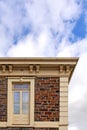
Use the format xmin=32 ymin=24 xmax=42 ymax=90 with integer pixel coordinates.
xmin=35 ymin=77 xmax=59 ymax=121
xmin=0 ymin=76 xmax=59 ymax=129
xmin=0 ymin=77 xmax=7 ymax=121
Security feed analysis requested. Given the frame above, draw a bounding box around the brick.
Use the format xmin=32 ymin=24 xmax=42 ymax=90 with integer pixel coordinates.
xmin=0 ymin=77 xmax=7 ymax=121
xmin=35 ymin=77 xmax=60 ymax=121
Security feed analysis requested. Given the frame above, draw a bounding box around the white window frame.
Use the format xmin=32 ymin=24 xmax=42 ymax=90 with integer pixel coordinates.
xmin=7 ymin=77 xmax=35 ymax=127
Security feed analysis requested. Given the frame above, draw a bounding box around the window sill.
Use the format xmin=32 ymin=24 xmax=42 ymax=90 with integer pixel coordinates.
xmin=0 ymin=121 xmax=59 ymax=128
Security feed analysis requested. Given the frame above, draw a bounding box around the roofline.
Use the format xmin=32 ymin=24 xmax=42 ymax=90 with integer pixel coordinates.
xmin=0 ymin=57 xmax=79 ymax=63
xmin=0 ymin=57 xmax=79 ymax=83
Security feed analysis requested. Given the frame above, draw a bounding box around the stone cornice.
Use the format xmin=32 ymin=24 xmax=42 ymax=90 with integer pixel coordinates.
xmin=0 ymin=57 xmax=78 ymax=64
xmin=0 ymin=58 xmax=78 ymax=80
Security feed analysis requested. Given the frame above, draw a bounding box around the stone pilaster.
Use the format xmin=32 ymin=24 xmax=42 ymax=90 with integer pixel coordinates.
xmin=59 ymin=77 xmax=68 ymax=130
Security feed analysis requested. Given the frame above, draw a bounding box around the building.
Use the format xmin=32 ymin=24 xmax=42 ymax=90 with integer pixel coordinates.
xmin=0 ymin=58 xmax=78 ymax=130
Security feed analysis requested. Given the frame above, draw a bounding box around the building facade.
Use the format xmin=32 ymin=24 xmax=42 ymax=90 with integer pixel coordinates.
xmin=0 ymin=58 xmax=78 ymax=130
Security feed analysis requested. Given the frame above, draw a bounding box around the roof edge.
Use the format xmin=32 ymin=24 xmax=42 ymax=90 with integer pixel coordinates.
xmin=0 ymin=57 xmax=79 ymax=63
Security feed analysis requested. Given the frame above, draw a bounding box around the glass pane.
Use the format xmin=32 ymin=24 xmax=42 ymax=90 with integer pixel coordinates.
xmin=22 ymin=104 xmax=28 ymax=114
xmin=14 ymin=92 xmax=20 ymax=103
xmin=14 ymin=84 xmax=29 ymax=89
xmin=22 ymin=92 xmax=29 ymax=103
xmin=14 ymin=104 xmax=20 ymax=114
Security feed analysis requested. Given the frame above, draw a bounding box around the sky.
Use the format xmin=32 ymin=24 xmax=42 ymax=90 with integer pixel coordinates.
xmin=0 ymin=0 xmax=87 ymax=129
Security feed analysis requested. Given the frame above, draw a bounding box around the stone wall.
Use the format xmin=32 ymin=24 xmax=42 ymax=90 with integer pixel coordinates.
xmin=0 ymin=77 xmax=7 ymax=121
xmin=35 ymin=77 xmax=59 ymax=121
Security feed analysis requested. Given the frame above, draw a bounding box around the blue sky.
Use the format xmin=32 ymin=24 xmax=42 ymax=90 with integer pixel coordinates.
xmin=0 ymin=0 xmax=87 ymax=130
xmin=72 ymin=11 xmax=86 ymax=40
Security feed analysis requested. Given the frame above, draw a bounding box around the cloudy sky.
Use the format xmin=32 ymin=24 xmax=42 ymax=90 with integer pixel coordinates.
xmin=0 ymin=0 xmax=87 ymax=129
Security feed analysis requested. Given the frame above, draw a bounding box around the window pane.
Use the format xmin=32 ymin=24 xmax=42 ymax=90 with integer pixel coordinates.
xmin=22 ymin=92 xmax=29 ymax=103
xmin=14 ymin=84 xmax=29 ymax=89
xmin=14 ymin=104 xmax=20 ymax=114
xmin=14 ymin=92 xmax=20 ymax=103
xmin=22 ymin=104 xmax=28 ymax=114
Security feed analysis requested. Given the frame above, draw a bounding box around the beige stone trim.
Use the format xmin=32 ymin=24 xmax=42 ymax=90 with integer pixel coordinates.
xmin=60 ymin=112 xmax=68 ymax=117
xmin=0 ymin=58 xmax=78 ymax=82
xmin=0 ymin=122 xmax=7 ymax=127
xmin=0 ymin=57 xmax=78 ymax=64
xmin=0 ymin=121 xmax=59 ymax=128
xmin=60 ymin=77 xmax=69 ymax=82
xmin=60 ymin=106 xmax=68 ymax=111
xmin=30 ymin=78 xmax=35 ymax=126
xmin=60 ymin=102 xmax=68 ymax=107
xmin=60 ymin=77 xmax=68 ymax=129
xmin=7 ymin=77 xmax=35 ymax=126
xmin=8 ymin=65 xmax=12 ymax=73
xmin=0 ymin=70 xmax=70 ymax=77
xmin=2 ymin=65 xmax=6 ymax=73
xmin=59 ymin=126 xmax=68 ymax=130
xmin=60 ymin=87 xmax=68 ymax=92
xmin=60 ymin=92 xmax=68 ymax=97
xmin=34 ymin=122 xmax=59 ymax=128
xmin=60 ymin=117 xmax=68 ymax=124
xmin=60 ymin=97 xmax=68 ymax=102
xmin=29 ymin=65 xmax=33 ymax=72
xmin=60 ymin=82 xmax=68 ymax=86
xmin=8 ymin=125 xmax=35 ymax=127
xmin=36 ymin=65 xmax=40 ymax=72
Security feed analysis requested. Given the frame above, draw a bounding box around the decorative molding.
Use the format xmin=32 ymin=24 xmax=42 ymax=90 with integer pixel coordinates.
xmin=66 ymin=65 xmax=70 ymax=73
xmin=59 ymin=65 xmax=64 ymax=73
xmin=2 ymin=65 xmax=6 ymax=73
xmin=58 ymin=65 xmax=73 ymax=75
xmin=29 ymin=65 xmax=33 ymax=72
xmin=36 ymin=65 xmax=40 ymax=73
xmin=0 ymin=58 xmax=78 ymax=84
xmin=9 ymin=65 xmax=12 ymax=73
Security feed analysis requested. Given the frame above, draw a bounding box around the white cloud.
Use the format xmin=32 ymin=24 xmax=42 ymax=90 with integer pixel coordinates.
xmin=57 ymin=36 xmax=87 ymax=57
xmin=5 ymin=0 xmax=82 ymax=57
xmin=0 ymin=0 xmax=87 ymax=130
xmin=7 ymin=30 xmax=55 ymax=57
xmin=69 ymin=126 xmax=78 ymax=130
xmin=0 ymin=0 xmax=82 ymax=57
xmin=25 ymin=0 xmax=81 ymax=34
xmin=7 ymin=35 xmax=36 ymax=57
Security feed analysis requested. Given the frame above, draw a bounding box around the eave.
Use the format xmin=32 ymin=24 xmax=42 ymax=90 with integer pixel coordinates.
xmin=0 ymin=57 xmax=79 ymax=82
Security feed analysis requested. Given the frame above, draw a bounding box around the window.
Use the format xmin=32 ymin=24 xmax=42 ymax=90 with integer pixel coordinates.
xmin=8 ymin=77 xmax=35 ymax=126
xmin=12 ymin=84 xmax=30 ymax=124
